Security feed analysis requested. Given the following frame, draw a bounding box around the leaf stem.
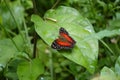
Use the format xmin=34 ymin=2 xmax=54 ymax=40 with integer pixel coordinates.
xmin=100 ymin=40 xmax=114 ymax=63
xmin=23 ymin=19 xmax=33 ymax=56
xmin=51 ymin=0 xmax=60 ymax=9
xmin=100 ymin=40 xmax=114 ymax=55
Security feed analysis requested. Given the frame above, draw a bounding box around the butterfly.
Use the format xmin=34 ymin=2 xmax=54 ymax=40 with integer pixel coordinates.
xmin=51 ymin=27 xmax=76 ymax=50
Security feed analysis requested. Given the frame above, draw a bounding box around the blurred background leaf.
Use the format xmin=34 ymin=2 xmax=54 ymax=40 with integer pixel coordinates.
xmin=100 ymin=67 xmax=117 ymax=80
xmin=0 ymin=39 xmax=18 ymax=68
xmin=0 ymin=0 xmax=24 ymax=30
xmin=17 ymin=58 xmax=44 ymax=80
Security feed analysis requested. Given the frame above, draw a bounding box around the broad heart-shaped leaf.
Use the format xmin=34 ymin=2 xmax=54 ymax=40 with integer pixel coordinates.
xmin=17 ymin=58 xmax=44 ymax=80
xmin=31 ymin=6 xmax=98 ymax=73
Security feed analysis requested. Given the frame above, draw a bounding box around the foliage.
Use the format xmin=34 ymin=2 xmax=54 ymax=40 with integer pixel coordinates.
xmin=0 ymin=0 xmax=120 ymax=80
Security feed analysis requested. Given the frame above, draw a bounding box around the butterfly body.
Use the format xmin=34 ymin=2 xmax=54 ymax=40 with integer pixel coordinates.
xmin=51 ymin=27 xmax=76 ymax=50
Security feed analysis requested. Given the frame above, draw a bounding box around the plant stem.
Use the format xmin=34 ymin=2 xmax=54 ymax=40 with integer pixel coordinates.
xmin=32 ymin=0 xmax=38 ymax=58
xmin=23 ymin=19 xmax=33 ymax=56
xmin=49 ymin=52 xmax=54 ymax=80
xmin=51 ymin=0 xmax=60 ymax=9
xmin=100 ymin=40 xmax=114 ymax=55
xmin=100 ymin=40 xmax=114 ymax=63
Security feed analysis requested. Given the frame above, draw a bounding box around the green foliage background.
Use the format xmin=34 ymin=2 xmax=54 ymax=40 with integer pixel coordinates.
xmin=0 ymin=0 xmax=120 ymax=80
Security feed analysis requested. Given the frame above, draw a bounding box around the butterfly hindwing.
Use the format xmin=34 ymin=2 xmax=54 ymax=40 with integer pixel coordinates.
xmin=51 ymin=40 xmax=72 ymax=50
xmin=51 ymin=27 xmax=76 ymax=50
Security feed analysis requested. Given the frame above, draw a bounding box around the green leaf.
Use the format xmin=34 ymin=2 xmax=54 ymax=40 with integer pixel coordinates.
xmin=100 ymin=67 xmax=117 ymax=80
xmin=13 ymin=34 xmax=25 ymax=51
xmin=13 ymin=34 xmax=33 ymax=57
xmin=0 ymin=39 xmax=18 ymax=68
xmin=69 ymin=63 xmax=78 ymax=75
xmin=4 ymin=59 xmax=20 ymax=80
xmin=87 ymin=29 xmax=120 ymax=40
xmin=115 ymin=56 xmax=120 ymax=78
xmin=0 ymin=0 xmax=24 ymax=29
xmin=31 ymin=6 xmax=98 ymax=73
xmin=37 ymin=40 xmax=49 ymax=63
xmin=17 ymin=58 xmax=44 ymax=80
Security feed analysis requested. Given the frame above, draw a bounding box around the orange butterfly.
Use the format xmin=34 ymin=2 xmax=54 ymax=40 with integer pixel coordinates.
xmin=51 ymin=27 xmax=76 ymax=50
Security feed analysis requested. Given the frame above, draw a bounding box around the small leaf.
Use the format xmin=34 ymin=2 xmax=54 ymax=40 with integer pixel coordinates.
xmin=37 ymin=40 xmax=49 ymax=63
xmin=13 ymin=35 xmax=25 ymax=51
xmin=0 ymin=39 xmax=18 ymax=68
xmin=87 ymin=29 xmax=120 ymax=40
xmin=17 ymin=58 xmax=44 ymax=80
xmin=100 ymin=67 xmax=117 ymax=80
xmin=115 ymin=56 xmax=120 ymax=76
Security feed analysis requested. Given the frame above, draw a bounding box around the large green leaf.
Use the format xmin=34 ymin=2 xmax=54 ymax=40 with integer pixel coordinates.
xmin=17 ymin=58 xmax=44 ymax=80
xmin=31 ymin=6 xmax=98 ymax=73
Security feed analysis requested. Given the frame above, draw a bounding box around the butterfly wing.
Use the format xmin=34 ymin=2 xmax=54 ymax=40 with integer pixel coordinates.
xmin=51 ymin=27 xmax=76 ymax=50
xmin=59 ymin=27 xmax=76 ymax=44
